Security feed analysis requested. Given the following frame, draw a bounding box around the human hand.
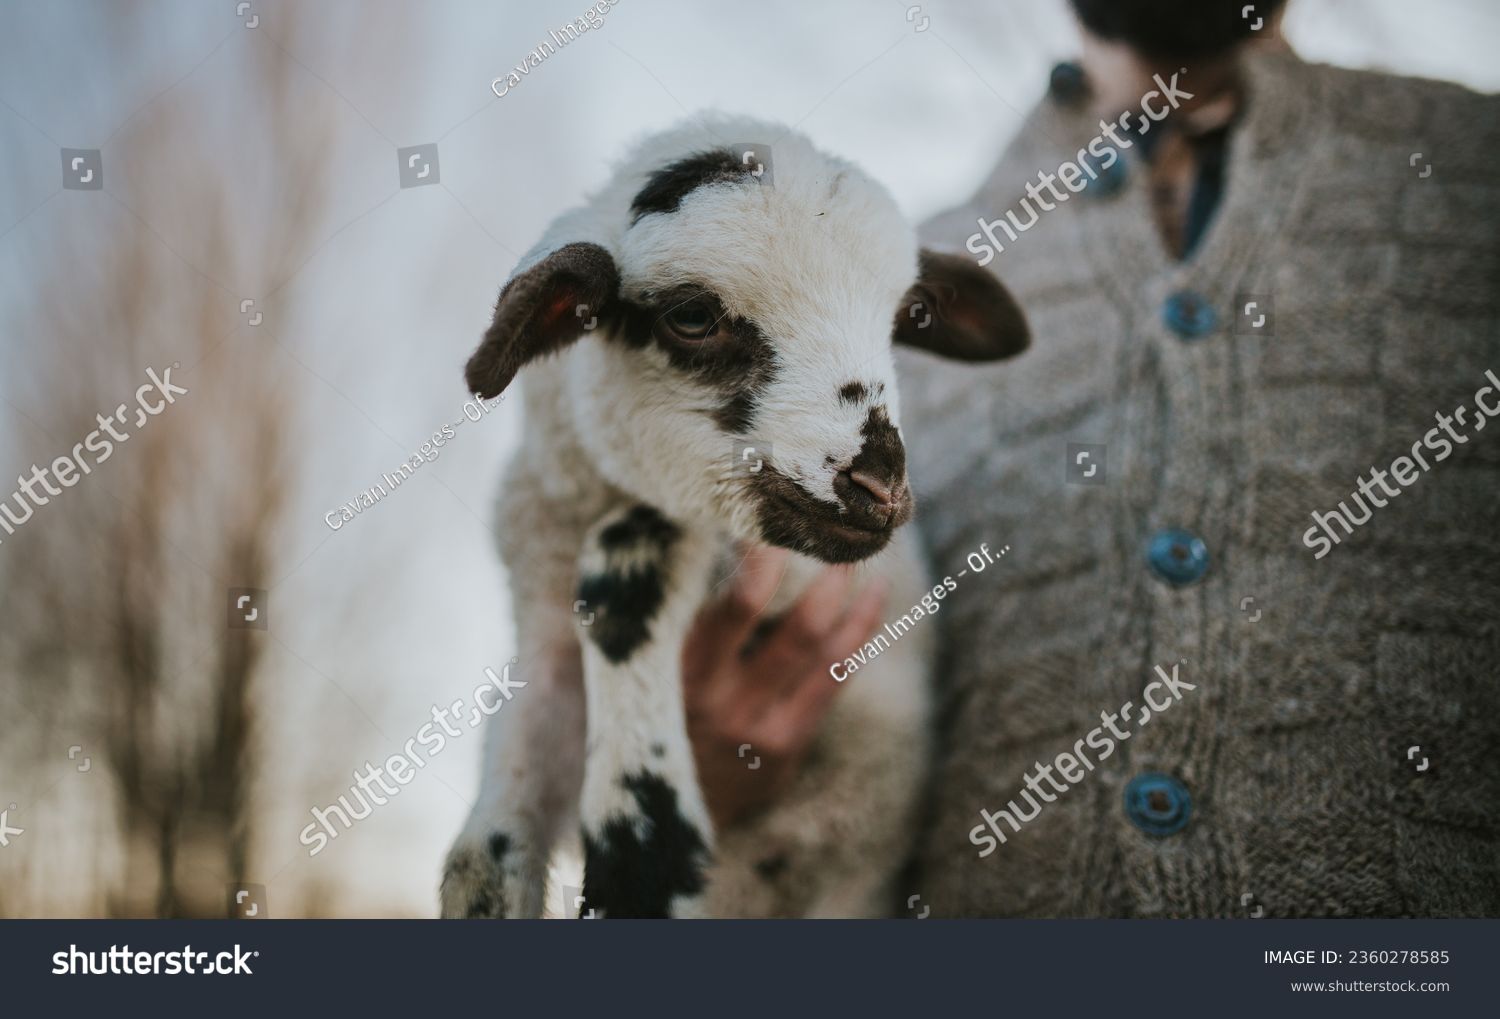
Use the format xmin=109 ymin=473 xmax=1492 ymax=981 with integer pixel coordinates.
xmin=682 ymin=545 xmax=888 ymax=829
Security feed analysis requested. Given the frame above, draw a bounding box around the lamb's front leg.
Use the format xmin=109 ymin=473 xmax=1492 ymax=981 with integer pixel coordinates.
xmin=440 ymin=622 xmax=584 ymax=919
xmin=574 ymin=504 xmax=716 ymax=918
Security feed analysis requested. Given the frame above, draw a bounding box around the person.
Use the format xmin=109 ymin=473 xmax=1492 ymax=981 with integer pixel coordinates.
xmin=684 ymin=0 xmax=1500 ymax=916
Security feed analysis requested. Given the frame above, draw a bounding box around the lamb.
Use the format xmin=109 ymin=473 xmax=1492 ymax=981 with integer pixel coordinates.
xmin=440 ymin=115 xmax=1029 ymax=918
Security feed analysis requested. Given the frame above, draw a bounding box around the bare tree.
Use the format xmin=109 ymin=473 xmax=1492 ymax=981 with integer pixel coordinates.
xmin=0 ymin=6 xmax=336 ymax=918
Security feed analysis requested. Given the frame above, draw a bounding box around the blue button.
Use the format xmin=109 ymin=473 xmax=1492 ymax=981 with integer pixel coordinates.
xmin=1083 ymin=150 xmax=1127 ymax=197
xmin=1124 ymin=773 xmax=1192 ymax=836
xmin=1147 ymin=528 xmax=1209 ymax=586
xmin=1163 ymin=290 xmax=1217 ymax=339
xmin=1049 ymin=61 xmax=1087 ymax=103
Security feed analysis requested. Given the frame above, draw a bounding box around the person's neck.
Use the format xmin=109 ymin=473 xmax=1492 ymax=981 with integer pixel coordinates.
xmin=1078 ymin=29 xmax=1286 ymax=135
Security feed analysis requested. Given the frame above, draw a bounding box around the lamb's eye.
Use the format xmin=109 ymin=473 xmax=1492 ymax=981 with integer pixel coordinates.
xmin=660 ymin=300 xmax=720 ymax=342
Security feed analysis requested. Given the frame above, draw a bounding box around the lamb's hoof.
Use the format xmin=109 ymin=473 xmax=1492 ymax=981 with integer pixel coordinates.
xmin=440 ymin=832 xmax=511 ymax=919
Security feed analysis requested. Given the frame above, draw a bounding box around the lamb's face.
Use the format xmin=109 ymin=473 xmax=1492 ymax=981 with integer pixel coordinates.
xmin=576 ymin=149 xmax=924 ymax=563
xmin=465 ymin=131 xmax=1030 ymax=565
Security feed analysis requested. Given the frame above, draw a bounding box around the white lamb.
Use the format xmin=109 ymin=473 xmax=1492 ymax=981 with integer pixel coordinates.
xmin=440 ymin=115 xmax=1028 ymax=918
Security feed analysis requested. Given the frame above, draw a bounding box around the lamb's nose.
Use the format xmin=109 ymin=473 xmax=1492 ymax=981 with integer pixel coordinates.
xmin=833 ymin=404 xmax=913 ymax=528
xmin=847 ymin=470 xmax=898 ymax=507
xmin=835 ymin=469 xmax=910 ymax=527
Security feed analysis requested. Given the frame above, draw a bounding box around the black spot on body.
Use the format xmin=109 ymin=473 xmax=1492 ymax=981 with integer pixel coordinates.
xmin=577 ymin=505 xmax=680 ymax=663
xmin=581 ymin=771 xmax=710 ymax=918
xmin=754 ymin=853 xmax=789 ymax=881
xmin=487 ymin=832 xmax=511 ymax=863
xmin=599 ymin=504 xmax=680 ymax=552
xmin=464 ymin=891 xmax=494 ymax=919
xmin=577 ymin=571 xmax=662 ymax=662
xmin=630 ymin=149 xmax=760 ymax=224
xmin=649 ymin=743 xmax=666 ymax=759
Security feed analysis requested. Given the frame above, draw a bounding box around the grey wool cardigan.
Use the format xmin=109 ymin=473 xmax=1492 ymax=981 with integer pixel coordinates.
xmin=897 ymin=45 xmax=1500 ymax=917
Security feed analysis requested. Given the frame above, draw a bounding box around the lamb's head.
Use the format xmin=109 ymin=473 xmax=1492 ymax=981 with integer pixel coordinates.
xmin=466 ymin=119 xmax=1029 ymax=564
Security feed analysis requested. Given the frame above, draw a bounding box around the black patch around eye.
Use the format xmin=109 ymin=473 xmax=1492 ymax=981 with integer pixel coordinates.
xmin=630 ymin=149 xmax=758 ymax=224
xmin=610 ymin=287 xmax=779 ymax=436
xmin=703 ymin=327 xmax=777 ymax=435
xmin=713 ymin=390 xmax=758 ymax=433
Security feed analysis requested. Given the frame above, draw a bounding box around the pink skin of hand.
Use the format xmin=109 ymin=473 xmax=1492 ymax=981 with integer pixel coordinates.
xmin=682 ymin=545 xmax=889 ymax=829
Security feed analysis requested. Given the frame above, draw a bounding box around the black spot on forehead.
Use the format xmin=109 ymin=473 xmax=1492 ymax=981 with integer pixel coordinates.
xmin=630 ymin=149 xmax=758 ymax=224
xmin=838 ymin=381 xmax=884 ymax=406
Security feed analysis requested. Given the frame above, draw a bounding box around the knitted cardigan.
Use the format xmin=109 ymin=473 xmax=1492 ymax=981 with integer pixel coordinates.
xmin=897 ymin=46 xmax=1500 ymax=917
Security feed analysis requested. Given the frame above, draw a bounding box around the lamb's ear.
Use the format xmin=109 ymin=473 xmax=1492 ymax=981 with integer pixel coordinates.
xmin=465 ymin=241 xmax=621 ymax=399
xmin=893 ymin=249 xmax=1029 ymax=362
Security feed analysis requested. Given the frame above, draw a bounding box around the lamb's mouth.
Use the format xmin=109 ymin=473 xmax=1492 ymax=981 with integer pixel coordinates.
xmin=751 ymin=473 xmax=900 ymax=564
